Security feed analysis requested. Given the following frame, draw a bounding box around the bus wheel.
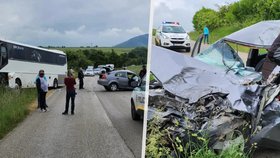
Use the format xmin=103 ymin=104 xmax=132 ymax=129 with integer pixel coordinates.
xmin=15 ymin=78 xmax=22 ymax=89
xmin=53 ymin=79 xmax=58 ymax=89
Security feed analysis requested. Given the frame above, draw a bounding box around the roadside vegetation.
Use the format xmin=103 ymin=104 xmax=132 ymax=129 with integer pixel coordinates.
xmin=189 ymin=0 xmax=280 ymax=47
xmin=59 ymin=47 xmax=147 ymax=71
xmin=0 ymin=87 xmax=37 ymax=139
xmin=146 ymin=116 xmax=251 ymax=158
xmin=57 ymin=47 xmax=133 ymax=55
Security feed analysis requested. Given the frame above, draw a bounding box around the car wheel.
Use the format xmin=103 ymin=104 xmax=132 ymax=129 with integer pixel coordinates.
xmin=131 ymin=99 xmax=140 ymax=120
xmin=109 ymin=83 xmax=118 ymax=91
xmin=186 ymin=47 xmax=191 ymax=52
xmin=53 ymin=79 xmax=58 ymax=89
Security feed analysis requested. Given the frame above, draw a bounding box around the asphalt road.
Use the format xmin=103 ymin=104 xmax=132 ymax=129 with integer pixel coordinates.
xmin=0 ymin=77 xmax=143 ymax=158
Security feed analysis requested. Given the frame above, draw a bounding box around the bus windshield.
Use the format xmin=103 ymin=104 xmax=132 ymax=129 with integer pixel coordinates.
xmin=0 ymin=46 xmax=8 ymax=69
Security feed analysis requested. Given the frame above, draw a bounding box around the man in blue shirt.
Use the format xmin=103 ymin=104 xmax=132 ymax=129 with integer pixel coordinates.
xmin=203 ymin=26 xmax=209 ymax=44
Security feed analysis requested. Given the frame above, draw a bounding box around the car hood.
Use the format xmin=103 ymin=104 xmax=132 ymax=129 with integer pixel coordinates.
xmin=151 ymin=46 xmax=261 ymax=114
xmin=223 ymin=20 xmax=280 ymax=49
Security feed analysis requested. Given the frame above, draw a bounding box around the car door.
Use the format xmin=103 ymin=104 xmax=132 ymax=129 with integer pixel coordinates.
xmin=191 ymin=34 xmax=204 ymax=57
xmin=115 ymin=71 xmax=128 ymax=88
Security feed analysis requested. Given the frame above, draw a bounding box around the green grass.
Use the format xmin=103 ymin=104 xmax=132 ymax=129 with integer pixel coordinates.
xmin=146 ymin=116 xmax=251 ymax=158
xmin=115 ymin=65 xmax=142 ymax=74
xmin=189 ymin=26 xmax=255 ymax=53
xmin=0 ymin=88 xmax=37 ymax=139
xmin=54 ymin=47 xmax=133 ymax=55
xmin=126 ymin=65 xmax=142 ymax=74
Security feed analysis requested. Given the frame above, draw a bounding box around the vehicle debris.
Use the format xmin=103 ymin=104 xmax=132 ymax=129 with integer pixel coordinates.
xmin=148 ymin=20 xmax=280 ymax=154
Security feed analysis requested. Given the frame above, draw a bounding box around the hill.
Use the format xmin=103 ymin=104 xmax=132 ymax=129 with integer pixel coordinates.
xmin=114 ymin=34 xmax=148 ymax=48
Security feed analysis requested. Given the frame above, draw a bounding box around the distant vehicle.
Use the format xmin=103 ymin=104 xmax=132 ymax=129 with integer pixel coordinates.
xmin=155 ymin=21 xmax=191 ymax=52
xmin=130 ymin=75 xmax=146 ymax=120
xmin=93 ymin=67 xmax=106 ymax=75
xmin=87 ymin=66 xmax=94 ymax=70
xmin=106 ymin=64 xmax=114 ymax=69
xmin=84 ymin=69 xmax=94 ymax=76
xmin=97 ymin=70 xmax=138 ymax=91
xmin=0 ymin=39 xmax=67 ymax=88
xmin=98 ymin=65 xmax=106 ymax=68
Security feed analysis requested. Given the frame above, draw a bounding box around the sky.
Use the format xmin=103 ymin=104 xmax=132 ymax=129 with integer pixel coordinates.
xmin=0 ymin=0 xmax=150 ymax=47
xmin=153 ymin=0 xmax=239 ymax=32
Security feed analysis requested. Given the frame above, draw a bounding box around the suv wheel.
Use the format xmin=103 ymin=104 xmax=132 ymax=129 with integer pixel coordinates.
xmin=131 ymin=100 xmax=140 ymax=120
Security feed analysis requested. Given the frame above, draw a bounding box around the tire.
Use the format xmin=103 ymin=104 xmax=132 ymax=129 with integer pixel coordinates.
xmin=53 ymin=79 xmax=58 ymax=89
xmin=109 ymin=83 xmax=118 ymax=91
xmin=186 ymin=47 xmax=191 ymax=53
xmin=255 ymin=58 xmax=266 ymax=72
xmin=15 ymin=78 xmax=22 ymax=89
xmin=104 ymin=86 xmax=110 ymax=91
xmin=131 ymin=99 xmax=140 ymax=120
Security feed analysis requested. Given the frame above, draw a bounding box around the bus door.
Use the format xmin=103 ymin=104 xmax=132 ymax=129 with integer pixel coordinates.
xmin=0 ymin=44 xmax=8 ymax=70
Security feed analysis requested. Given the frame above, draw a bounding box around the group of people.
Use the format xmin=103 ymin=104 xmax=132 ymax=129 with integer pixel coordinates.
xmin=35 ymin=65 xmax=145 ymax=114
xmin=36 ymin=69 xmax=81 ymax=115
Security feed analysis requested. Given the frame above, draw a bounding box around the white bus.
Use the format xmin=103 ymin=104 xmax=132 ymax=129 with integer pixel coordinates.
xmin=0 ymin=39 xmax=67 ymax=88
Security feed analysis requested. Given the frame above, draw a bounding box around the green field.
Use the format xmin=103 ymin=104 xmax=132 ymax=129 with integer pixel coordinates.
xmin=54 ymin=47 xmax=133 ymax=55
xmin=0 ymin=88 xmax=37 ymax=139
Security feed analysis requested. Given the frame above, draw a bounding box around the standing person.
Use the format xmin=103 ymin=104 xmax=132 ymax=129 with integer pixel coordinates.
xmin=35 ymin=74 xmax=48 ymax=109
xmin=62 ymin=70 xmax=77 ymax=115
xmin=203 ymin=26 xmax=209 ymax=44
xmin=139 ymin=65 xmax=147 ymax=79
xmin=36 ymin=70 xmax=48 ymax=112
xmin=78 ymin=67 xmax=84 ymax=89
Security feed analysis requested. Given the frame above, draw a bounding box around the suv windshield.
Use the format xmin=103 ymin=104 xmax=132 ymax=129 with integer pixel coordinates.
xmin=162 ymin=25 xmax=186 ymax=33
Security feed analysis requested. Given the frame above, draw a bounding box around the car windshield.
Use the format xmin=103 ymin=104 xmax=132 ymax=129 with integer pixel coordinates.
xmin=162 ymin=25 xmax=186 ymax=33
xmin=194 ymin=40 xmax=245 ymax=70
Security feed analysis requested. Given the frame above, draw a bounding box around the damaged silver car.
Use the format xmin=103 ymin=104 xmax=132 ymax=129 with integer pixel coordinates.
xmin=148 ymin=20 xmax=280 ymax=152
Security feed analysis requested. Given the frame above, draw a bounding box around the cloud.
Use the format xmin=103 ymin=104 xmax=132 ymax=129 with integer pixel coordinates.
xmin=125 ymin=27 xmax=144 ymax=35
xmin=0 ymin=0 xmax=150 ymax=47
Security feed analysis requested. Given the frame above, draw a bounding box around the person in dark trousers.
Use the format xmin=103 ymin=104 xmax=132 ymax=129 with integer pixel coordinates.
xmin=36 ymin=70 xmax=48 ymax=112
xmin=62 ymin=70 xmax=77 ymax=115
xmin=139 ymin=65 xmax=147 ymax=79
xmin=78 ymin=67 xmax=84 ymax=89
xmin=203 ymin=26 xmax=209 ymax=44
xmin=35 ymin=74 xmax=48 ymax=109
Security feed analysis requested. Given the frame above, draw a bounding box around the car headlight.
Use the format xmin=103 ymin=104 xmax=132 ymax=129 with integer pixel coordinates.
xmin=185 ymin=35 xmax=189 ymax=40
xmin=162 ymin=34 xmax=169 ymax=39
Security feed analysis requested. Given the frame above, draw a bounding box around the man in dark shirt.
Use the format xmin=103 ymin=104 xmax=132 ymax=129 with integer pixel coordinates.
xmin=78 ymin=67 xmax=84 ymax=89
xmin=139 ymin=65 xmax=147 ymax=79
xmin=62 ymin=70 xmax=77 ymax=115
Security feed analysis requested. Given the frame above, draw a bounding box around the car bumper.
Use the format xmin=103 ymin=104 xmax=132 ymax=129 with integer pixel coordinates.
xmin=161 ymin=38 xmax=191 ymax=48
xmin=97 ymin=79 xmax=109 ymax=86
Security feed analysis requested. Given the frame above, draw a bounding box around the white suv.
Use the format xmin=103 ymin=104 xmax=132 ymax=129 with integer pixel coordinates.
xmin=155 ymin=22 xmax=191 ymax=52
